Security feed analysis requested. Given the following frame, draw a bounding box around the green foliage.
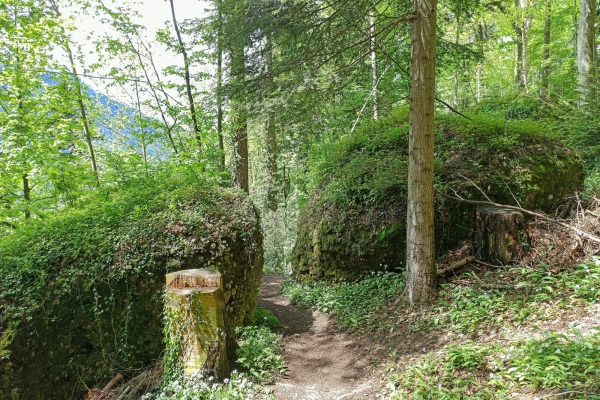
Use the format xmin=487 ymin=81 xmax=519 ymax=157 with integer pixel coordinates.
xmin=473 ymin=95 xmax=554 ymax=121
xmin=252 ymin=306 xmax=281 ymax=330
xmin=294 ymin=107 xmax=583 ymax=282
xmin=509 ymin=330 xmax=600 ymax=390
xmin=0 ymin=170 xmax=262 ymax=398
xmin=280 ymin=271 xmax=405 ymax=329
xmin=405 ymin=261 xmax=600 ymax=334
xmin=235 ymin=325 xmax=286 ymax=383
xmin=387 ymin=331 xmax=600 ymax=399
xmin=149 ymin=306 xmax=283 ymax=399
xmin=144 ymin=371 xmax=273 ymax=400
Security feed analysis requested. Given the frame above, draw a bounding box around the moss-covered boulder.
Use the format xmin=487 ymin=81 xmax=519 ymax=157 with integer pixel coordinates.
xmin=0 ymin=177 xmax=263 ymax=399
xmin=292 ymin=109 xmax=584 ymax=282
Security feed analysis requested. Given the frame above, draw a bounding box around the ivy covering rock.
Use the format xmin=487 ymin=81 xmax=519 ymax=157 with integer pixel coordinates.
xmin=292 ymin=108 xmax=584 ymax=282
xmin=0 ymin=175 xmax=263 ymax=400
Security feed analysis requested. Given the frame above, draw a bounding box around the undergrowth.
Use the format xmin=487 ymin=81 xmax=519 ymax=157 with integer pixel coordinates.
xmin=147 ymin=306 xmax=283 ymax=400
xmin=387 ymin=329 xmax=600 ymax=399
xmin=280 ymin=271 xmax=405 ymax=329
xmin=402 ymin=260 xmax=600 ymax=334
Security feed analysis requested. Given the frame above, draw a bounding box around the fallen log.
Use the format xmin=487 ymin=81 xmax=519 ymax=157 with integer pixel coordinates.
xmin=437 ymin=256 xmax=476 ymax=276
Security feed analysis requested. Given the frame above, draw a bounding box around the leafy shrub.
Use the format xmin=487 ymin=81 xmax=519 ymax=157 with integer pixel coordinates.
xmin=252 ymin=306 xmax=281 ymax=330
xmin=235 ymin=325 xmax=286 ymax=383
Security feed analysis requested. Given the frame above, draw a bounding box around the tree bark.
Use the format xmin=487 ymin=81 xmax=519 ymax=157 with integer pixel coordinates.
xmin=514 ymin=0 xmax=530 ymax=91
xmin=216 ymin=0 xmax=225 ymax=170
xmin=474 ymin=207 xmax=527 ymax=265
xmin=169 ymin=0 xmax=202 ymax=150
xmin=453 ymin=12 xmax=460 ymax=109
xmin=265 ymin=34 xmax=278 ymax=210
xmin=404 ymin=0 xmax=438 ymax=305
xmin=165 ymin=269 xmax=234 ymax=380
xmin=540 ymin=0 xmax=551 ymax=99
xmin=370 ymin=12 xmax=378 ymax=120
xmin=22 ymin=174 xmax=30 ymax=220
xmin=521 ymin=9 xmax=532 ymax=92
xmin=513 ymin=21 xmax=523 ymax=88
xmin=230 ymin=39 xmax=249 ymax=193
xmin=577 ymin=0 xmax=596 ymax=106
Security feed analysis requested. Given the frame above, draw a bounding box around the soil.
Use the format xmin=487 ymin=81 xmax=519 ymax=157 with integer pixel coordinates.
xmin=257 ymin=274 xmax=378 ymax=400
xmin=257 ymin=268 xmax=600 ymax=400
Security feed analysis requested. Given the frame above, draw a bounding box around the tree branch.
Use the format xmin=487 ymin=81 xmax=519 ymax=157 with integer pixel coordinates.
xmin=436 ymin=189 xmax=600 ymax=244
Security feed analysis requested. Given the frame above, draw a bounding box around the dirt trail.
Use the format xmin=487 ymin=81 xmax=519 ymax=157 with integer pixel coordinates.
xmin=257 ymin=274 xmax=377 ymax=400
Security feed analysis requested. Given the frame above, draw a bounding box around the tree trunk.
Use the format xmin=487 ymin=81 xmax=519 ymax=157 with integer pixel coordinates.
xmin=577 ymin=0 xmax=596 ymax=106
xmin=404 ymin=0 xmax=438 ymax=305
xmin=216 ymin=0 xmax=225 ymax=170
xmin=514 ymin=0 xmax=530 ymax=90
xmin=265 ymin=34 xmax=278 ymax=211
xmin=22 ymin=174 xmax=30 ymax=220
xmin=453 ymin=13 xmax=460 ymax=109
xmin=165 ymin=269 xmax=234 ymax=380
xmin=230 ymin=37 xmax=249 ymax=194
xmin=233 ymin=112 xmax=249 ymax=194
xmin=370 ymin=12 xmax=378 ymax=120
xmin=49 ymin=0 xmax=100 ymax=186
xmin=513 ymin=21 xmax=523 ymax=89
xmin=169 ymin=0 xmax=202 ymax=150
xmin=474 ymin=207 xmax=527 ymax=265
xmin=521 ymin=9 xmax=532 ymax=93
xmin=540 ymin=0 xmax=551 ymax=98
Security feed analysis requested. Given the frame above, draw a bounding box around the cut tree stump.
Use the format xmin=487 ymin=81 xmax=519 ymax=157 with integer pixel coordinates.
xmin=473 ymin=206 xmax=527 ymax=265
xmin=165 ymin=269 xmax=233 ymax=380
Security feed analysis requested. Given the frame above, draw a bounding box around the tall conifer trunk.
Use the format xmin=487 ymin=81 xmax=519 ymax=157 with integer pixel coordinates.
xmin=577 ymin=0 xmax=596 ymax=106
xmin=404 ymin=0 xmax=438 ymax=305
xmin=216 ymin=0 xmax=225 ymax=170
xmin=230 ymin=41 xmax=249 ymax=193
xmin=265 ymin=34 xmax=278 ymax=210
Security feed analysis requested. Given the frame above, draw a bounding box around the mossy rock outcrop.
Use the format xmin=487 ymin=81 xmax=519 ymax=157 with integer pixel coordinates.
xmin=0 ymin=178 xmax=263 ymax=399
xmin=292 ymin=109 xmax=584 ymax=282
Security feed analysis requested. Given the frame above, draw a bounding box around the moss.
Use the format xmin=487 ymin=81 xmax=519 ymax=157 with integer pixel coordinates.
xmin=292 ymin=110 xmax=584 ymax=282
xmin=0 ymin=178 xmax=263 ymax=399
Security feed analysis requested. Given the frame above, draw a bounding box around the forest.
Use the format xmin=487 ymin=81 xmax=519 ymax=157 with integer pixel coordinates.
xmin=1 ymin=0 xmax=600 ymax=398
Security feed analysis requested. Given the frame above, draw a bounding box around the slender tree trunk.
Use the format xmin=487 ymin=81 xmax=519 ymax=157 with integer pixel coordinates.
xmin=230 ymin=39 xmax=249 ymax=193
xmin=370 ymin=12 xmax=378 ymax=120
xmin=216 ymin=1 xmax=225 ymax=170
xmin=577 ymin=0 xmax=596 ymax=106
xmin=169 ymin=0 xmax=202 ymax=150
xmin=513 ymin=0 xmax=529 ymax=90
xmin=404 ymin=0 xmax=438 ymax=305
xmin=49 ymin=0 xmax=100 ymax=186
xmin=68 ymin=50 xmax=100 ymax=186
xmin=265 ymin=34 xmax=278 ymax=211
xmin=233 ymin=113 xmax=249 ymax=193
xmin=540 ymin=0 xmax=551 ymax=98
xmin=514 ymin=22 xmax=524 ymax=89
xmin=453 ymin=12 xmax=460 ymax=109
xmin=521 ymin=6 xmax=532 ymax=92
xmin=476 ymin=64 xmax=482 ymax=103
xmin=22 ymin=174 xmax=30 ymax=219
xmin=134 ymin=81 xmax=148 ymax=168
